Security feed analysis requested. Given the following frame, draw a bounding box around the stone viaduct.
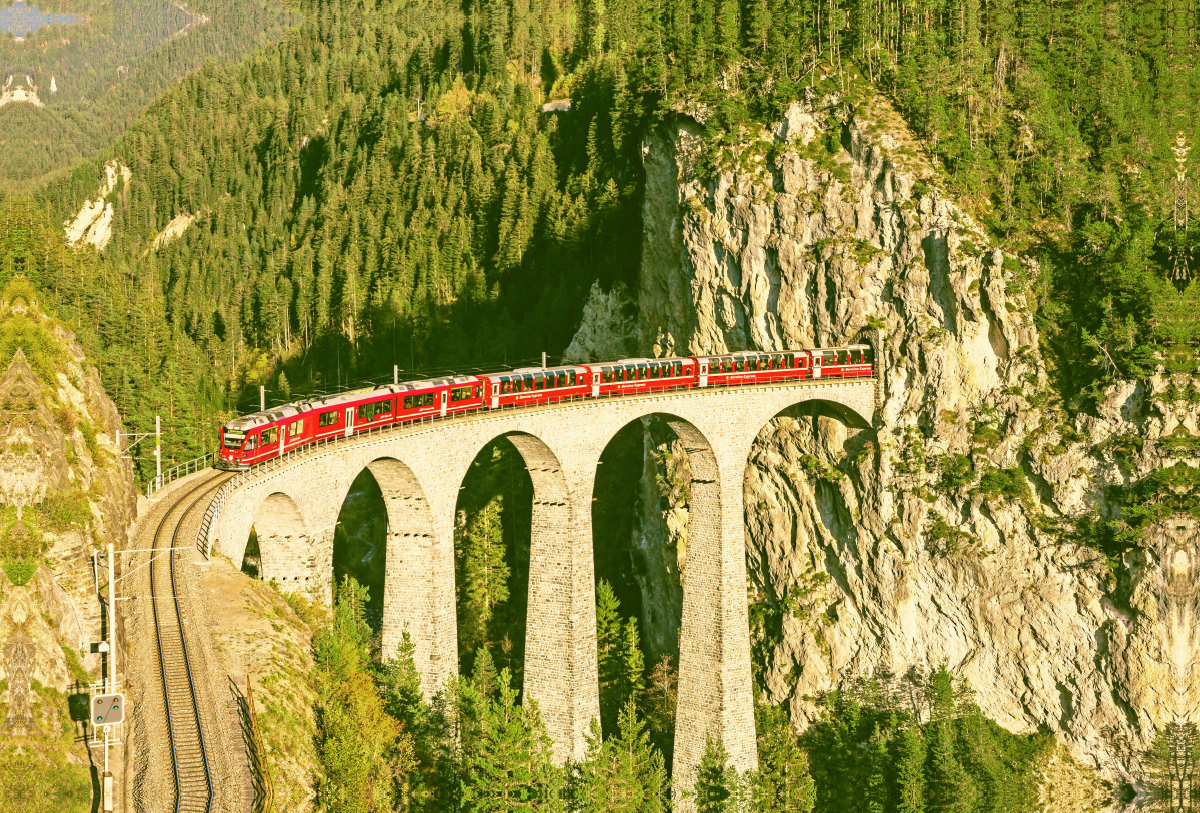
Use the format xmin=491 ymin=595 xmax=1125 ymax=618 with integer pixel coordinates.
xmin=199 ymin=377 xmax=876 ymax=806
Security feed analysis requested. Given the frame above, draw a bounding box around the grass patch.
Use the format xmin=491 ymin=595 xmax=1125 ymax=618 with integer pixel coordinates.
xmin=2 ymin=560 xmax=38 ymax=586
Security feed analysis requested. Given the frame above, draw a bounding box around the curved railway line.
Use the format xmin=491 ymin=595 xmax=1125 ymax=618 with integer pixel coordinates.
xmin=147 ymin=471 xmax=232 ymax=813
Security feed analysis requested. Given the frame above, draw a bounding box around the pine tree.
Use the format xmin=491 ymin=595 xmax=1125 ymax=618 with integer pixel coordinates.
xmin=751 ymin=703 xmax=814 ymax=813
xmin=460 ymin=497 xmax=511 ymax=655
xmin=618 ymin=618 xmax=646 ymax=712
xmin=461 ymin=667 xmax=562 ymax=812
xmin=694 ymin=735 xmax=736 ymax=813
xmin=865 ymin=725 xmax=890 ymax=813
xmin=895 ymin=724 xmax=926 ymax=813
xmin=596 ymin=579 xmax=624 ymax=733
xmin=571 ymin=699 xmax=667 ymax=813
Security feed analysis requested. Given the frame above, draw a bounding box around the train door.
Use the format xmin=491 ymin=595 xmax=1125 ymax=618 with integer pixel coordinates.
xmin=699 ymin=362 xmax=709 ymax=387
xmin=344 ymin=407 xmax=354 ymax=437
xmin=440 ymin=391 xmax=448 ymax=417
xmin=491 ymin=383 xmax=500 ymax=409
xmin=812 ymin=355 xmax=822 ymax=379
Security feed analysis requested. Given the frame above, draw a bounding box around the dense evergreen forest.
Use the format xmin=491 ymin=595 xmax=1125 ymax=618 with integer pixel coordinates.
xmin=13 ymin=0 xmax=1200 ymax=806
xmin=27 ymin=0 xmax=1200 ymax=478
xmin=0 ymin=0 xmax=295 ymax=188
xmin=300 ymin=572 xmax=1054 ymax=812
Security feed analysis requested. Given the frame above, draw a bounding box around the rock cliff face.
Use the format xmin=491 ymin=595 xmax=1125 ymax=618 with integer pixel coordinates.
xmin=613 ymin=92 xmax=1200 ymax=789
xmin=0 ymin=278 xmax=136 ymax=791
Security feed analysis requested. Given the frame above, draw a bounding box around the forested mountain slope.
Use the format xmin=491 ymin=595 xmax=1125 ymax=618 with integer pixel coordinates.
xmin=0 ymin=0 xmax=295 ymax=189
xmin=20 ymin=0 xmax=1200 ymax=805
xmin=33 ymin=0 xmax=1200 ymax=477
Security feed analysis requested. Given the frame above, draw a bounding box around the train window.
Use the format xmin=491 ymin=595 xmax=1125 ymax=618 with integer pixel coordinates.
xmin=673 ymin=362 xmax=683 ymax=377
xmin=602 ymin=369 xmax=613 ymax=384
xmin=556 ymin=373 xmax=566 ymax=387
xmin=451 ymin=386 xmax=473 ymax=402
xmin=358 ymin=400 xmax=391 ymax=421
xmin=222 ymin=430 xmax=245 ymax=449
xmin=735 ymin=360 xmax=745 ymax=372
xmin=501 ymin=380 xmax=512 ymax=394
xmin=724 ymin=360 xmax=734 ymax=373
xmin=319 ymin=410 xmax=338 ymax=427
xmin=793 ymin=355 xmax=803 ymax=368
xmin=822 ymin=351 xmax=836 ymax=364
xmin=568 ymin=371 xmax=577 ymax=386
xmin=863 ymin=348 xmax=874 ymax=364
xmin=245 ymin=435 xmax=257 ymax=451
xmin=533 ymin=374 xmax=544 ymax=391
xmin=682 ymin=364 xmax=690 ymax=375
xmin=639 ymin=365 xmax=648 ymax=380
xmin=262 ymin=427 xmax=279 ymax=445
xmin=403 ymin=393 xmax=436 ymax=409
xmin=523 ymin=374 xmax=534 ymax=392
xmin=836 ymin=350 xmax=848 ymax=365
xmin=648 ymin=365 xmax=659 ymax=379
xmin=288 ymin=420 xmax=303 ymax=438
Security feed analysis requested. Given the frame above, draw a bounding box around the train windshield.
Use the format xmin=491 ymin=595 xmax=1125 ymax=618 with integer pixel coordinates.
xmin=222 ymin=430 xmax=246 ymax=449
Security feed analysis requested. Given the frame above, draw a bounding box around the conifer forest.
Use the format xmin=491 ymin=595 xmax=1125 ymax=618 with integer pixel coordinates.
xmin=3 ymin=0 xmax=1200 ymax=808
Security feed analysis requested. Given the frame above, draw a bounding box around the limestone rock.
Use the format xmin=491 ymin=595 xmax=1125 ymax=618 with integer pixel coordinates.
xmin=631 ymin=95 xmax=1195 ymax=793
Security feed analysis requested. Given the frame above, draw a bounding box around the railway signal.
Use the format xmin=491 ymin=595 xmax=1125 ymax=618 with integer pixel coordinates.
xmin=92 ymin=692 xmax=125 ymax=725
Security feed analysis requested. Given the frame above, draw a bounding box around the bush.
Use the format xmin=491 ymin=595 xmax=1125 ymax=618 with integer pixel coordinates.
xmin=937 ymin=454 xmax=975 ymax=490
xmin=2 ymin=560 xmax=38 ymax=585
xmin=926 ymin=514 xmax=976 ymax=556
xmin=976 ymin=466 xmax=1033 ymax=506
xmin=31 ymin=491 xmax=91 ymax=533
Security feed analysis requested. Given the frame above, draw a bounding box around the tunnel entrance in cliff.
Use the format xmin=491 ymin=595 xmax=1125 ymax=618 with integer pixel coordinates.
xmin=331 ymin=468 xmax=389 ymax=632
xmin=454 ymin=439 xmax=534 ymax=693
xmin=593 ymin=415 xmax=702 ymax=762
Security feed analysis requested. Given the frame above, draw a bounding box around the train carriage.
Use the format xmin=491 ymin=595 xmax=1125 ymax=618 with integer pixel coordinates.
xmin=217 ymin=403 xmax=314 ymax=470
xmin=695 ymin=350 xmax=812 ymax=387
xmin=813 ymin=345 xmax=873 ymax=378
xmin=379 ymin=375 xmax=485 ymax=421
xmin=479 ymin=366 xmax=591 ymax=409
xmin=589 ymin=357 xmax=695 ymax=397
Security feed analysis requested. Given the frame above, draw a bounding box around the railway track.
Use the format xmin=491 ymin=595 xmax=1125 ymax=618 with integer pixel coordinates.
xmin=148 ymin=472 xmax=232 ymax=813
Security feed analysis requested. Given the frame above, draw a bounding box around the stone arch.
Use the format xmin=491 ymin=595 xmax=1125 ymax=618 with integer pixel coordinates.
xmin=252 ymin=492 xmax=316 ymax=588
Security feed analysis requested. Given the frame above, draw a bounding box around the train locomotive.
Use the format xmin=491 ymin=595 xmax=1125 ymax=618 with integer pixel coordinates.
xmin=216 ymin=345 xmax=873 ymax=470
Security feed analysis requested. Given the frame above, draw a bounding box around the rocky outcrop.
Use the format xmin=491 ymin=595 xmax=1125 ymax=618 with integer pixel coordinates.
xmin=0 ymin=278 xmax=136 ymax=781
xmin=64 ymin=160 xmax=132 ymax=250
xmin=617 ymin=90 xmax=1199 ymax=791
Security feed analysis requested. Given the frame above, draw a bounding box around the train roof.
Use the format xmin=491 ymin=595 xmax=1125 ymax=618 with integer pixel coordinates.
xmin=375 ymin=375 xmax=478 ymax=394
xmin=484 ymin=365 xmax=587 ymax=379
xmin=224 ymin=402 xmax=306 ymax=431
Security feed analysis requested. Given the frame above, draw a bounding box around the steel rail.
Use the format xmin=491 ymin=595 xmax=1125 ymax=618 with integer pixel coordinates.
xmin=149 ymin=472 xmax=230 ymax=813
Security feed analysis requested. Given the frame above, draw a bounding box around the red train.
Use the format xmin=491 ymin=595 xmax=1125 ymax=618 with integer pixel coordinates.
xmin=216 ymin=345 xmax=873 ymax=470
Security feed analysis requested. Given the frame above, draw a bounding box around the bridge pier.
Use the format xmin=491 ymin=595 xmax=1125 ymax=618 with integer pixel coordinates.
xmin=253 ymin=492 xmax=327 ymax=598
xmin=511 ymin=435 xmax=600 ymax=765
xmin=372 ymin=458 xmax=453 ymax=697
xmin=669 ymin=423 xmax=758 ymax=811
